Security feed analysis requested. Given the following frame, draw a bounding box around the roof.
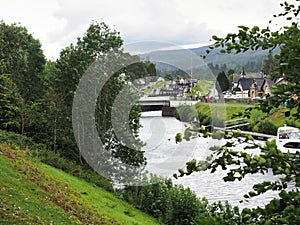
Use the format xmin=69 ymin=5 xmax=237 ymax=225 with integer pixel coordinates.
xmin=232 ymin=87 xmax=241 ymax=92
xmin=237 ymin=77 xmax=273 ymax=91
xmin=264 ymin=79 xmax=275 ymax=87
xmin=253 ymin=78 xmax=265 ymax=90
xmin=238 ymin=78 xmax=253 ymax=91
xmin=233 ymin=72 xmax=266 ymax=83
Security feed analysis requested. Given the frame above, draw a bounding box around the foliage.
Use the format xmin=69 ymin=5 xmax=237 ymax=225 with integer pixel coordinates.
xmin=216 ymin=71 xmax=230 ymax=92
xmin=256 ymin=119 xmax=278 ymax=135
xmin=174 ymin=105 xmax=198 ymax=122
xmin=146 ymin=62 xmax=157 ymax=76
xmin=0 ymin=129 xmax=45 ymax=150
xmin=121 ymin=176 xmax=205 ymax=225
xmin=0 ymin=21 xmax=46 ymax=102
xmin=164 ymin=72 xmax=174 ymax=81
xmin=175 ymin=1 xmax=300 ymax=224
xmin=261 ymin=53 xmax=277 ymax=75
xmin=0 ymin=74 xmax=20 ymax=132
xmin=52 ymin=21 xmax=146 ymax=169
xmin=52 ymin=21 xmax=124 ymax=161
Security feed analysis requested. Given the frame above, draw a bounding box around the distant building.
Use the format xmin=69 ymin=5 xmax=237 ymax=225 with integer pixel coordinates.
xmin=232 ymin=69 xmax=274 ymax=98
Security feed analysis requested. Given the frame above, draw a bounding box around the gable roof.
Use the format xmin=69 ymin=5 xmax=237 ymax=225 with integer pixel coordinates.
xmin=238 ymin=78 xmax=253 ymax=91
xmin=253 ymin=78 xmax=265 ymax=90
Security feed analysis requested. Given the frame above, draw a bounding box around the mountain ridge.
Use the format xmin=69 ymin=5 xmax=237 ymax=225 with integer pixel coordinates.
xmin=141 ymin=44 xmax=277 ymax=75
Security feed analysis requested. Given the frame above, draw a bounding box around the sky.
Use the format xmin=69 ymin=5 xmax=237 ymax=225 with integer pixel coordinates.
xmin=1 ymin=0 xmax=284 ymax=60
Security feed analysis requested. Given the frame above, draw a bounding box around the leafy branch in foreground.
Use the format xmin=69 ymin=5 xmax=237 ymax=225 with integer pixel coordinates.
xmin=175 ymin=1 xmax=300 ymax=223
xmin=174 ymin=129 xmax=300 ymax=223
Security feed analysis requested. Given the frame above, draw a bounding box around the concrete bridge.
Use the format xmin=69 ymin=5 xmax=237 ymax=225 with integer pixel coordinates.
xmin=139 ymin=97 xmax=175 ymax=116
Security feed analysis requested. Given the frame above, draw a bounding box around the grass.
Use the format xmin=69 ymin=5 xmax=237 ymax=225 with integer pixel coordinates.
xmin=143 ymin=81 xmax=170 ymax=95
xmin=193 ymin=80 xmax=214 ymax=95
xmin=193 ymin=102 xmax=300 ymax=133
xmin=195 ymin=102 xmax=255 ymax=121
xmin=0 ymin=143 xmax=160 ymax=225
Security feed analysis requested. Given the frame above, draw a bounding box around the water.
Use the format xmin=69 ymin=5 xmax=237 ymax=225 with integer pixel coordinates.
xmin=139 ymin=111 xmax=280 ymax=209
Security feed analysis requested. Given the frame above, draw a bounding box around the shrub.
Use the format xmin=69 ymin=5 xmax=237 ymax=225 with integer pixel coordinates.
xmin=122 ymin=175 xmax=205 ymax=225
xmin=198 ymin=111 xmax=211 ymax=126
xmin=0 ymin=129 xmax=45 ymax=150
xmin=211 ymin=130 xmax=224 ymax=140
xmin=256 ymin=120 xmax=277 ymax=135
xmin=175 ymin=105 xmax=198 ymax=122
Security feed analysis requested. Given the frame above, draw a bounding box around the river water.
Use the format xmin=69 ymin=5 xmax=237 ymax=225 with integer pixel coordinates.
xmin=139 ymin=111 xmax=280 ymax=209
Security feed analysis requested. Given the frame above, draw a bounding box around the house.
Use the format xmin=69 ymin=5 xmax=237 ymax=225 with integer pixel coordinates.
xmin=232 ymin=70 xmax=274 ymax=98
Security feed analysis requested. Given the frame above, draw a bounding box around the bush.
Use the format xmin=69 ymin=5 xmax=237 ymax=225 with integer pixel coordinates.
xmin=175 ymin=105 xmax=198 ymax=122
xmin=122 ymin=175 xmax=205 ymax=225
xmin=198 ymin=111 xmax=212 ymax=126
xmin=211 ymin=130 xmax=224 ymax=140
xmin=256 ymin=120 xmax=277 ymax=135
xmin=0 ymin=129 xmax=45 ymax=150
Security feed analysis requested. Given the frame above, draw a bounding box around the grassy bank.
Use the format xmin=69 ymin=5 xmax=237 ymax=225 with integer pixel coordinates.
xmin=143 ymin=81 xmax=170 ymax=95
xmin=0 ymin=143 xmax=160 ymax=225
xmin=176 ymin=101 xmax=300 ymax=135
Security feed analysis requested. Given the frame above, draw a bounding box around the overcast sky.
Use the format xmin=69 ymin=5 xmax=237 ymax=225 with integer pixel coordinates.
xmin=1 ymin=0 xmax=284 ymax=60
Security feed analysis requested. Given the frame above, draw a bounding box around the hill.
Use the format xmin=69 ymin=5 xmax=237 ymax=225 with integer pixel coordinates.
xmin=141 ymin=45 xmax=278 ymax=76
xmin=0 ymin=143 xmax=160 ymax=224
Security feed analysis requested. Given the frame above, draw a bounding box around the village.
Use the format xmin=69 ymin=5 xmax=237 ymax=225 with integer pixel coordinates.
xmin=136 ymin=69 xmax=289 ymax=103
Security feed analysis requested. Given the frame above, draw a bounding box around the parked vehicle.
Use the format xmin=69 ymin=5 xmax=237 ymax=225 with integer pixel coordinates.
xmin=276 ymin=125 xmax=300 ymax=153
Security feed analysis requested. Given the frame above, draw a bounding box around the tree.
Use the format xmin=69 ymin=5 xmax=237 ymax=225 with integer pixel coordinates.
xmin=0 ymin=21 xmax=47 ymax=139
xmin=176 ymin=1 xmax=300 ymax=224
xmin=125 ymin=61 xmax=147 ymax=80
xmin=164 ymin=72 xmax=173 ymax=80
xmin=261 ymin=53 xmax=276 ymax=75
xmin=216 ymin=71 xmax=230 ymax=92
xmin=0 ymin=73 xmax=20 ymax=132
xmin=146 ymin=62 xmax=157 ymax=76
xmin=53 ymin=21 xmax=145 ymax=170
xmin=227 ymin=69 xmax=235 ymax=89
xmin=0 ymin=21 xmax=46 ymax=102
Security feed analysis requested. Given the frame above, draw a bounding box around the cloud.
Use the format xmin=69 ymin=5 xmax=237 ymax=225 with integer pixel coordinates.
xmin=0 ymin=0 xmax=283 ymax=59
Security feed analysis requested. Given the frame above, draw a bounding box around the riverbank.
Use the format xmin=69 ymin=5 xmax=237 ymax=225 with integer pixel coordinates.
xmin=174 ymin=101 xmax=300 ymax=135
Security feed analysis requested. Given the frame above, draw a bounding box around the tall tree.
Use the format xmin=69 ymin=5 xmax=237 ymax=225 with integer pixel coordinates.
xmin=53 ymin=21 xmax=145 ymax=169
xmin=0 ymin=21 xmax=46 ymax=102
xmin=53 ymin=22 xmax=123 ymax=160
xmin=146 ymin=62 xmax=157 ymax=76
xmin=0 ymin=73 xmax=20 ymax=132
xmin=0 ymin=21 xmax=47 ymax=138
xmin=261 ymin=53 xmax=276 ymax=75
xmin=216 ymin=71 xmax=230 ymax=92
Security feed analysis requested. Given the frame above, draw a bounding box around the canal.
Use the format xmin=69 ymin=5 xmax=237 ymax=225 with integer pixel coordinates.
xmin=139 ymin=111 xmax=280 ymax=209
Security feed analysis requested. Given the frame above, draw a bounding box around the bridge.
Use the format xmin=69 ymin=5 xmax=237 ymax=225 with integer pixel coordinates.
xmin=139 ymin=98 xmax=170 ymax=111
xmin=139 ymin=97 xmax=176 ymax=116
